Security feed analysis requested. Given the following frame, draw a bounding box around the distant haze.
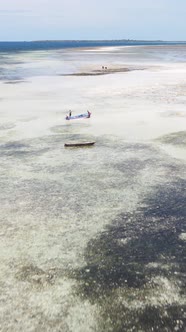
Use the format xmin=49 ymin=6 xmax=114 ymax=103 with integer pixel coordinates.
xmin=1 ymin=0 xmax=186 ymax=41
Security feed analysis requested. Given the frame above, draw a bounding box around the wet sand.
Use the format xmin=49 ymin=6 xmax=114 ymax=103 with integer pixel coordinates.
xmin=63 ymin=67 xmax=132 ymax=76
xmin=0 ymin=46 xmax=186 ymax=331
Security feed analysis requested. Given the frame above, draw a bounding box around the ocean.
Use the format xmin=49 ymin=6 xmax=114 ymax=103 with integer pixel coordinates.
xmin=0 ymin=40 xmax=186 ymax=52
xmin=0 ymin=42 xmax=186 ymax=332
xmin=1 ymin=41 xmax=186 ymax=81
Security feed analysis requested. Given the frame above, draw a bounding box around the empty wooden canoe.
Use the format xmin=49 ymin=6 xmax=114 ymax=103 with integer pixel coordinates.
xmin=64 ymin=141 xmax=95 ymax=147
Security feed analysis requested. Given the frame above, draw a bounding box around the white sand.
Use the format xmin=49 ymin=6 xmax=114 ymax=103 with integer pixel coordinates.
xmin=0 ymin=60 xmax=186 ymax=158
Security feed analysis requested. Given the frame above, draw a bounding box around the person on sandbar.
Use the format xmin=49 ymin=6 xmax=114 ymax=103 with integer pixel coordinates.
xmin=87 ymin=110 xmax=91 ymax=118
xmin=69 ymin=110 xmax=72 ymax=117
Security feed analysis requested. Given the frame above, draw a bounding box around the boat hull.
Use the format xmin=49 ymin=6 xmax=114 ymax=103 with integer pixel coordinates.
xmin=66 ymin=112 xmax=91 ymax=120
xmin=64 ymin=141 xmax=95 ymax=147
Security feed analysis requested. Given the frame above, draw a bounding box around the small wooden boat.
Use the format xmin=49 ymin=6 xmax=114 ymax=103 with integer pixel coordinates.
xmin=64 ymin=141 xmax=95 ymax=147
xmin=66 ymin=112 xmax=91 ymax=120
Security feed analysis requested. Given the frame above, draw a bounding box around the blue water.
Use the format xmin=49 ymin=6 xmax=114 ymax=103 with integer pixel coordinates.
xmin=1 ymin=41 xmax=186 ymax=81
xmin=0 ymin=40 xmax=186 ymax=52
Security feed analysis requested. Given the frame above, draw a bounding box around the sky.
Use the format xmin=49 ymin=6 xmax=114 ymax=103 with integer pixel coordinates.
xmin=0 ymin=0 xmax=186 ymax=41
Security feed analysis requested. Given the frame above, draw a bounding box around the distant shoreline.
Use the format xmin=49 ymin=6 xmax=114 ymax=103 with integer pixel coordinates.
xmin=28 ymin=39 xmax=165 ymax=43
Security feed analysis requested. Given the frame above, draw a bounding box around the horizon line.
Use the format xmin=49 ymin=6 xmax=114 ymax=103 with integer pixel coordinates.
xmin=1 ymin=39 xmax=186 ymax=43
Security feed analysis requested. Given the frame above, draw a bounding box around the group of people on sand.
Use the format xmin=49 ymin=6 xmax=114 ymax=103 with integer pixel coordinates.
xmin=67 ymin=110 xmax=91 ymax=118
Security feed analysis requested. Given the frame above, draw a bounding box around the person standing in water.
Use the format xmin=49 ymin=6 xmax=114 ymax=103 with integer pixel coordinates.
xmin=87 ymin=110 xmax=91 ymax=118
xmin=69 ymin=110 xmax=72 ymax=117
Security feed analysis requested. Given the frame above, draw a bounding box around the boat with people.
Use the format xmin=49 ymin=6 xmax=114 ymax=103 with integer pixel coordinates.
xmin=66 ymin=110 xmax=91 ymax=120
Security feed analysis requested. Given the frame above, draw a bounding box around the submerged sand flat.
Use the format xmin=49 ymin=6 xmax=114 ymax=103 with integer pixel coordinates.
xmin=0 ymin=46 xmax=186 ymax=332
